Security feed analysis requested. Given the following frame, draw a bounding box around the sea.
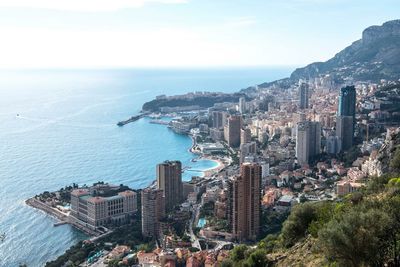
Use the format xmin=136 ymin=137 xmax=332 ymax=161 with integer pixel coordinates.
xmin=0 ymin=67 xmax=293 ymax=267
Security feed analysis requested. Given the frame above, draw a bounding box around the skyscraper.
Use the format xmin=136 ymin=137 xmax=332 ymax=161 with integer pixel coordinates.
xmin=224 ymin=115 xmax=242 ymax=148
xmin=296 ymin=121 xmax=321 ymax=165
xmin=240 ymin=142 xmax=257 ymax=163
xmin=338 ymin=85 xmax=356 ymax=119
xmin=232 ymin=163 xmax=261 ymax=241
xmin=157 ymin=160 xmax=183 ymax=212
xmin=240 ymin=128 xmax=252 ymax=145
xmin=299 ymin=82 xmax=310 ymax=109
xmin=336 ymin=116 xmax=354 ymax=151
xmin=211 ymin=110 xmax=227 ymax=129
xmin=239 ymin=97 xmax=246 ymax=114
xmin=141 ymin=188 xmax=165 ymax=238
xmin=326 ymin=133 xmax=341 ymax=154
xmin=337 ymin=85 xmax=356 ymax=152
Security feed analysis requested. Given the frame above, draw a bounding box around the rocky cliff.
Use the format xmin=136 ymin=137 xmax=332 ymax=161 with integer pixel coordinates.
xmin=290 ymin=20 xmax=400 ymax=83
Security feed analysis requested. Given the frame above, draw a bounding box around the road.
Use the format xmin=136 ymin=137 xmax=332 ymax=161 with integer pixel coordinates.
xmin=189 ymin=204 xmax=202 ymax=250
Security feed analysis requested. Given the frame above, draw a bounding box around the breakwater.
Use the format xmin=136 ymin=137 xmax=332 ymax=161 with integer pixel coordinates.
xmin=117 ymin=112 xmax=150 ymax=126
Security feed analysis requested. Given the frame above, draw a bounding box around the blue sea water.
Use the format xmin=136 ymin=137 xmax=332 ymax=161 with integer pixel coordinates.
xmin=0 ymin=67 xmax=293 ymax=266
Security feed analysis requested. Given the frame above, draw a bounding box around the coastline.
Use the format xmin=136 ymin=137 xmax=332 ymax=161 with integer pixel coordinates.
xmin=2 ymin=68 xmax=288 ymax=267
xmin=25 ymin=197 xmax=98 ymax=237
xmin=24 ymin=117 xmax=227 ymax=247
xmin=188 ymin=134 xmax=226 ymax=177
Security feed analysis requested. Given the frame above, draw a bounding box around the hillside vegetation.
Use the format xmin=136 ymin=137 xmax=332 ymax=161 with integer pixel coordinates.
xmin=222 ymin=132 xmax=400 ymax=267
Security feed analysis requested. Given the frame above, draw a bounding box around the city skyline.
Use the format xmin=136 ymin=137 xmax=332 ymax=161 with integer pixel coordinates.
xmin=0 ymin=0 xmax=398 ymax=68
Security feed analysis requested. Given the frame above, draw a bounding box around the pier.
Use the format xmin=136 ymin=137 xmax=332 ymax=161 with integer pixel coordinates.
xmin=117 ymin=112 xmax=149 ymax=126
xmin=54 ymin=221 xmax=68 ymax=227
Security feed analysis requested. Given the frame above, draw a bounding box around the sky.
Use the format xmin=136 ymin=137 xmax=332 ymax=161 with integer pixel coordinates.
xmin=0 ymin=0 xmax=398 ymax=68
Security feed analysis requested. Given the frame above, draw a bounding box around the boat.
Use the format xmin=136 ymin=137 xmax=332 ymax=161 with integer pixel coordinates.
xmin=0 ymin=233 xmax=5 ymax=242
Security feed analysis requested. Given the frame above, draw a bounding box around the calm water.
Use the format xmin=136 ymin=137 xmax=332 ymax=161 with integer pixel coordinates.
xmin=0 ymin=67 xmax=292 ymax=266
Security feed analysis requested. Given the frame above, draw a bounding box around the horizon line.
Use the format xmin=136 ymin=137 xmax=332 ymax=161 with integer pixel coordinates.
xmin=0 ymin=64 xmax=300 ymax=71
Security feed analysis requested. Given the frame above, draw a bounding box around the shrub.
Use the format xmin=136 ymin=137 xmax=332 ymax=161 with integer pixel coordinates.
xmin=319 ymin=209 xmax=393 ymax=267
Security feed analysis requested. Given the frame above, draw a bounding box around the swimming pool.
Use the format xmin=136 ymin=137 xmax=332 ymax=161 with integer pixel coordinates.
xmin=197 ymin=218 xmax=207 ymax=228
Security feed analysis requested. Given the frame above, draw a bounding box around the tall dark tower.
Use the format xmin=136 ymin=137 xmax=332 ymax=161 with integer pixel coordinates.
xmin=338 ymin=86 xmax=356 ymax=119
xmin=337 ymin=85 xmax=356 ymax=152
xmin=299 ymin=82 xmax=310 ymax=109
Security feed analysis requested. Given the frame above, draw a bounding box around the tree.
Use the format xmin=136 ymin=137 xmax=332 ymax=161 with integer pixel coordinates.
xmin=390 ymin=147 xmax=400 ymax=170
xmin=230 ymin=244 xmax=249 ymax=262
xmin=138 ymin=243 xmax=152 ymax=253
xmin=299 ymin=194 xmax=308 ymax=203
xmin=221 ymin=259 xmax=234 ymax=267
xmin=319 ymin=209 xmax=392 ymax=267
xmin=258 ymin=234 xmax=279 ymax=253
xmin=246 ymin=249 xmax=269 ymax=267
xmin=280 ymin=202 xmax=317 ymax=247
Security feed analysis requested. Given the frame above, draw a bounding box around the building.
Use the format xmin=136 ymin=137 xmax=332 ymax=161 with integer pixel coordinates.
xmin=336 ymin=180 xmax=363 ymax=196
xmin=277 ymin=195 xmax=295 ymax=207
xmin=239 ymin=97 xmax=246 ymax=114
xmin=336 ymin=116 xmax=354 ymax=151
xmin=70 ymin=184 xmax=137 ymax=229
xmin=141 ymin=188 xmax=165 ymax=238
xmin=197 ymin=142 xmax=226 ymax=155
xmin=299 ymin=82 xmax=310 ymax=109
xmin=338 ymin=85 xmax=356 ymax=118
xmin=240 ymin=142 xmax=257 ymax=163
xmin=199 ymin=123 xmax=209 ymax=134
xmin=240 ymin=128 xmax=252 ymax=144
xmin=157 ymin=160 xmax=183 ymax=212
xmin=211 ymin=111 xmax=227 ymax=129
xmin=337 ymin=85 xmax=356 ymax=152
xmin=326 ymin=134 xmax=341 ymax=154
xmin=224 ymin=115 xmax=242 ymax=148
xmin=231 ymin=163 xmax=261 ymax=241
xmin=296 ymin=121 xmax=321 ymax=165
xmin=137 ymin=250 xmax=160 ymax=266
xmin=209 ymin=128 xmax=224 ymax=142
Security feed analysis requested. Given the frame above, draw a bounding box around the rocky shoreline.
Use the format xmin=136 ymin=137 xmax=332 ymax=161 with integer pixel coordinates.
xmin=25 ymin=197 xmax=99 ymax=236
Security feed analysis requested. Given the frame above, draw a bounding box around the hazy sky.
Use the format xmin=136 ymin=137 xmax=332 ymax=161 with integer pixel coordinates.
xmin=0 ymin=0 xmax=398 ymax=68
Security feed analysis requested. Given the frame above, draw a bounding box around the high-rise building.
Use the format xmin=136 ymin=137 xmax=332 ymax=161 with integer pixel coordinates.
xmin=141 ymin=188 xmax=165 ymax=238
xmin=326 ymin=134 xmax=341 ymax=154
xmin=231 ymin=163 xmax=261 ymax=241
xmin=240 ymin=142 xmax=257 ymax=163
xmin=239 ymin=97 xmax=246 ymax=114
xmin=299 ymin=82 xmax=310 ymax=109
xmin=240 ymin=128 xmax=252 ymax=144
xmin=224 ymin=115 xmax=242 ymax=148
xmin=211 ymin=111 xmax=227 ymax=129
xmin=338 ymin=85 xmax=356 ymax=119
xmin=336 ymin=116 xmax=354 ymax=151
xmin=157 ymin=160 xmax=183 ymax=212
xmin=296 ymin=121 xmax=321 ymax=165
xmin=337 ymin=85 xmax=356 ymax=152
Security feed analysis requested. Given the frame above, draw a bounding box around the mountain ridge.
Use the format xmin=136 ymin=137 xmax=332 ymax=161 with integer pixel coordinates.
xmin=250 ymin=19 xmax=400 ymax=91
xmin=288 ymin=19 xmax=400 ymax=83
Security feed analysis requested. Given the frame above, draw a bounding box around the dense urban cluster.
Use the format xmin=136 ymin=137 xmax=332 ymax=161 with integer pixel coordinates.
xmin=39 ymin=74 xmax=400 ymax=266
